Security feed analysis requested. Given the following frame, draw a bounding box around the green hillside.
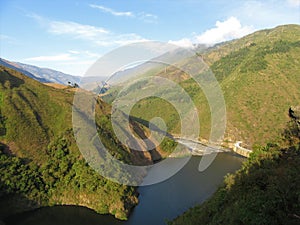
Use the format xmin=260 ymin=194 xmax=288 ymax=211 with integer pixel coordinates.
xmin=0 ymin=66 xmax=142 ymax=220
xmin=168 ymin=24 xmax=300 ymax=225
xmin=1 ymin=24 xmax=299 ymax=222
xmin=125 ymin=24 xmax=300 ymax=147
xmin=209 ymin=24 xmax=300 ymax=146
xmin=169 ymin=112 xmax=300 ymax=225
xmin=204 ymin=24 xmax=300 ymax=65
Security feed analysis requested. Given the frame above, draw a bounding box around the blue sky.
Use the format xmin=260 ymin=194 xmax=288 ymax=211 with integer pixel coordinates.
xmin=0 ymin=0 xmax=299 ymax=75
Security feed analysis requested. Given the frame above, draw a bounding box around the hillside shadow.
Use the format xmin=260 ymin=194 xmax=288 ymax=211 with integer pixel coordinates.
xmin=112 ymin=119 xmax=162 ymax=165
xmin=0 ymin=126 xmax=6 ymax=137
xmin=129 ymin=119 xmax=164 ymax=163
xmin=0 ymin=68 xmax=25 ymax=88
xmin=0 ymin=143 xmax=10 ymax=155
xmin=129 ymin=116 xmax=174 ymax=139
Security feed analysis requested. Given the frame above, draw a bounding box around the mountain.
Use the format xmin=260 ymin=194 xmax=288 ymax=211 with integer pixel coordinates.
xmin=0 ymin=65 xmax=174 ymax=220
xmin=169 ymin=112 xmax=300 ymax=225
xmin=0 ymin=58 xmax=81 ymax=85
xmin=206 ymin=24 xmax=300 ymax=146
xmin=0 ymin=58 xmax=49 ymax=83
xmin=111 ymin=24 xmax=300 ymax=147
xmin=168 ymin=24 xmax=300 ymax=225
xmin=1 ymin=24 xmax=299 ymax=223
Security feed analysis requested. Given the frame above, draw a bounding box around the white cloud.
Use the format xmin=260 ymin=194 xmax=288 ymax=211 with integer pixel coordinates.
xmin=287 ymin=0 xmax=300 ymax=7
xmin=29 ymin=14 xmax=148 ymax=47
xmin=49 ymin=21 xmax=109 ymax=39
xmin=168 ymin=38 xmax=194 ymax=48
xmin=67 ymin=50 xmax=101 ymax=58
xmin=196 ymin=17 xmax=254 ymax=45
xmin=24 ymin=50 xmax=101 ymax=63
xmin=22 ymin=50 xmax=103 ymax=75
xmin=168 ymin=17 xmax=254 ymax=47
xmin=89 ymin=4 xmax=158 ymax=23
xmin=24 ymin=53 xmax=76 ymax=62
xmin=89 ymin=4 xmax=134 ymax=17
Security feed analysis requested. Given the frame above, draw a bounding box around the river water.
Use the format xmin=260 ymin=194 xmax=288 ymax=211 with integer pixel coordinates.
xmin=4 ymin=151 xmax=244 ymax=225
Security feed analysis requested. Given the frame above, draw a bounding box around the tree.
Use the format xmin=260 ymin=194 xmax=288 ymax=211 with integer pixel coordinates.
xmin=67 ymin=81 xmax=79 ymax=88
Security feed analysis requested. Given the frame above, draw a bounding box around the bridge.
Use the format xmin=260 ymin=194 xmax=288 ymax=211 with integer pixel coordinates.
xmin=233 ymin=141 xmax=252 ymax=158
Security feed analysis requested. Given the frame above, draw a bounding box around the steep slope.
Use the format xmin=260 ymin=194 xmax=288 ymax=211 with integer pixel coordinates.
xmin=0 ymin=58 xmax=80 ymax=85
xmin=15 ymin=61 xmax=81 ymax=85
xmin=126 ymin=24 xmax=300 ymax=147
xmin=170 ymin=113 xmax=300 ymax=225
xmin=0 ymin=66 xmax=144 ymax=220
xmin=204 ymin=24 xmax=300 ymax=66
xmin=0 ymin=58 xmax=49 ymax=83
xmin=210 ymin=24 xmax=300 ymax=145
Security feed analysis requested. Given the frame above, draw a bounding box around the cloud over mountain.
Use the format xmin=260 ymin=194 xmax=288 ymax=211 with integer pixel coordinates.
xmin=196 ymin=17 xmax=254 ymax=45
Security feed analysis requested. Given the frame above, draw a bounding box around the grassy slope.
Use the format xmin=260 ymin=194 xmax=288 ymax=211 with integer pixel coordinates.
xmin=170 ymin=128 xmax=300 ymax=225
xmin=169 ymin=25 xmax=300 ymax=225
xmin=211 ymin=24 xmax=300 ymax=146
xmin=127 ymin=24 xmax=300 ymax=146
xmin=0 ymin=66 xmax=140 ymax=220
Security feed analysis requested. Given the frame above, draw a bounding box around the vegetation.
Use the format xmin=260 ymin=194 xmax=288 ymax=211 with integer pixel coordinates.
xmin=130 ymin=96 xmax=181 ymax=134
xmin=210 ymin=47 xmax=250 ymax=81
xmin=0 ymin=132 xmax=137 ymax=220
xmin=0 ymin=64 xmax=180 ymax=220
xmin=169 ymin=112 xmax=300 ymax=225
xmin=0 ymin=66 xmax=139 ymax=220
xmin=67 ymin=81 xmax=79 ymax=88
xmin=0 ymin=24 xmax=299 ymax=223
xmin=111 ymin=24 xmax=300 ymax=146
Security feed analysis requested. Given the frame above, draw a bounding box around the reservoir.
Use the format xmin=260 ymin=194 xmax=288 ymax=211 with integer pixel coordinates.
xmin=4 ymin=151 xmax=244 ymax=225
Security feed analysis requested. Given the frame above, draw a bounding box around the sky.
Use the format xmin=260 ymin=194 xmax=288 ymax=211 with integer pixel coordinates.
xmin=0 ymin=0 xmax=299 ymax=76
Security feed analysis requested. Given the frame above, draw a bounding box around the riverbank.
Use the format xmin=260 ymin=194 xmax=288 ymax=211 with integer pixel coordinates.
xmin=170 ymin=142 xmax=300 ymax=225
xmin=4 ymin=154 xmax=245 ymax=225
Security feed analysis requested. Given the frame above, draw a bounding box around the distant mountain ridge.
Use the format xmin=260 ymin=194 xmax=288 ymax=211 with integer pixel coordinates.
xmin=0 ymin=58 xmax=81 ymax=85
xmin=0 ymin=58 xmax=48 ymax=83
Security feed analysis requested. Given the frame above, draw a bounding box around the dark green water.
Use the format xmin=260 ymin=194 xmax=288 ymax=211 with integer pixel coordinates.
xmin=4 ymin=153 xmax=244 ymax=225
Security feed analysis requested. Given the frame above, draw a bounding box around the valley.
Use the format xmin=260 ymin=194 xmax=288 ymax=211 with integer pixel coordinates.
xmin=0 ymin=23 xmax=299 ymax=225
